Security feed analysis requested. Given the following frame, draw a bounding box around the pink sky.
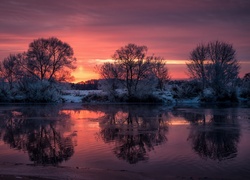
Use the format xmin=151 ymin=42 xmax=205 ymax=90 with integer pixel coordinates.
xmin=0 ymin=0 xmax=250 ymax=82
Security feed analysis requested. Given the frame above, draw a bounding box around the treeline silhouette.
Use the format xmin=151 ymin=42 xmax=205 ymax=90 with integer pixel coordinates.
xmin=0 ymin=37 xmax=250 ymax=103
xmin=71 ymin=79 xmax=99 ymax=90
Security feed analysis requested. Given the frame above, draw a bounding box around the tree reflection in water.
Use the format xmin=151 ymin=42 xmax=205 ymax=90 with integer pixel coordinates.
xmin=0 ymin=105 xmax=75 ymax=165
xmin=173 ymin=108 xmax=240 ymax=161
xmin=85 ymin=105 xmax=169 ymax=164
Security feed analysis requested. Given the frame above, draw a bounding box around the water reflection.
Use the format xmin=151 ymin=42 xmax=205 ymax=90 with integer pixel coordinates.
xmin=84 ymin=105 xmax=169 ymax=164
xmin=0 ymin=104 xmax=246 ymax=169
xmin=173 ymin=108 xmax=240 ymax=161
xmin=0 ymin=105 xmax=75 ymax=165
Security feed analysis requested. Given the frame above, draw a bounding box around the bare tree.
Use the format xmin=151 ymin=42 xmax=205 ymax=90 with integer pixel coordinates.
xmin=97 ymin=44 xmax=169 ymax=99
xmin=243 ymin=73 xmax=250 ymax=82
xmin=149 ymin=56 xmax=170 ymax=90
xmin=206 ymin=41 xmax=239 ymax=95
xmin=26 ymin=37 xmax=76 ymax=81
xmin=112 ymin=43 xmax=150 ymax=97
xmin=187 ymin=43 xmax=207 ymax=91
xmin=97 ymin=62 xmax=121 ymax=95
xmin=98 ymin=62 xmax=120 ymax=80
xmin=0 ymin=53 xmax=25 ymax=89
xmin=187 ymin=41 xmax=239 ymax=100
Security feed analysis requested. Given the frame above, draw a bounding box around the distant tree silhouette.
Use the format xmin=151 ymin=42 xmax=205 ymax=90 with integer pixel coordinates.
xmin=71 ymin=79 xmax=99 ymax=90
xmin=187 ymin=41 xmax=239 ymax=101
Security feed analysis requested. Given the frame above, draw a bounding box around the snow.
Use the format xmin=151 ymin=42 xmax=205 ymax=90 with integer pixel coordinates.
xmin=45 ymin=87 xmax=248 ymax=104
xmin=61 ymin=89 xmax=176 ymax=104
xmin=61 ymin=90 xmax=103 ymax=103
xmin=60 ymin=89 xmax=202 ymax=104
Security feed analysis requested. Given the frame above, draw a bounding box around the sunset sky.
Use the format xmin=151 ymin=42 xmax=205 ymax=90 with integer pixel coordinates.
xmin=1 ymin=0 xmax=250 ymax=82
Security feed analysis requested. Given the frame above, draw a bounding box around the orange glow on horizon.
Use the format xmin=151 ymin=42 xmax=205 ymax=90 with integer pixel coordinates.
xmin=1 ymin=31 xmax=248 ymax=83
xmin=71 ymin=59 xmax=189 ymax=83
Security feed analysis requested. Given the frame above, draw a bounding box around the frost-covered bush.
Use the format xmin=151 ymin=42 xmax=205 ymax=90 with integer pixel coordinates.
xmin=0 ymin=81 xmax=11 ymax=102
xmin=17 ymin=78 xmax=61 ymax=102
xmin=98 ymin=79 xmax=120 ymax=101
xmin=134 ymin=77 xmax=158 ymax=97
xmin=240 ymin=81 xmax=250 ymax=100
xmin=200 ymin=88 xmax=215 ymax=102
xmin=82 ymin=92 xmax=109 ymax=103
xmin=126 ymin=93 xmax=164 ymax=103
xmin=171 ymin=80 xmax=202 ymax=99
xmin=216 ymin=89 xmax=238 ymax=102
xmin=200 ymin=87 xmax=238 ymax=102
xmin=98 ymin=77 xmax=158 ymax=102
xmin=124 ymin=78 xmax=159 ymax=103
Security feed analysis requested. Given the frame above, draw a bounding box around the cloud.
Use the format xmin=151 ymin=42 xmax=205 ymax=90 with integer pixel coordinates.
xmin=0 ymin=0 xmax=250 ymax=80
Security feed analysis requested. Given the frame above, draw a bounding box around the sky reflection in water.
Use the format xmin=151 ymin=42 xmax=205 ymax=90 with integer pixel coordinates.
xmin=0 ymin=104 xmax=249 ymax=179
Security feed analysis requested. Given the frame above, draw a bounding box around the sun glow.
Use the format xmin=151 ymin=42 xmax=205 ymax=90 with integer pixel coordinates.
xmin=71 ymin=59 xmax=189 ymax=83
xmin=166 ymin=60 xmax=187 ymax=65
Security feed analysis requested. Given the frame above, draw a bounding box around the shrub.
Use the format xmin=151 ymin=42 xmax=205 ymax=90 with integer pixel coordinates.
xmin=82 ymin=93 xmax=109 ymax=103
xmin=200 ymin=88 xmax=238 ymax=102
xmin=126 ymin=94 xmax=164 ymax=103
xmin=200 ymin=88 xmax=215 ymax=102
xmin=17 ymin=79 xmax=61 ymax=102
xmin=240 ymin=78 xmax=250 ymax=100
xmin=0 ymin=87 xmax=11 ymax=102
xmin=216 ymin=89 xmax=238 ymax=102
xmin=171 ymin=80 xmax=202 ymax=99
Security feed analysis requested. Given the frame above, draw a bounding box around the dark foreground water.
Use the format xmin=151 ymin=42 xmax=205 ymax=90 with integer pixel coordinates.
xmin=0 ymin=104 xmax=250 ymax=179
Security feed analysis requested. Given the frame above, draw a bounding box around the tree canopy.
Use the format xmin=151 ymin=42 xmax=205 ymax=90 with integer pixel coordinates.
xmin=98 ymin=43 xmax=169 ymax=99
xmin=26 ymin=37 xmax=76 ymax=81
xmin=1 ymin=37 xmax=76 ymax=83
xmin=0 ymin=37 xmax=77 ymax=102
xmin=187 ymin=40 xmax=240 ymax=99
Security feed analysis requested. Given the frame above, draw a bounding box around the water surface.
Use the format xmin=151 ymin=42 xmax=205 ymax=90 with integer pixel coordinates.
xmin=0 ymin=104 xmax=250 ymax=179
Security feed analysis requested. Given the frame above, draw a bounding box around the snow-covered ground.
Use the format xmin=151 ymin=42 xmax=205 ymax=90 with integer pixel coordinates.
xmin=61 ymin=90 xmax=103 ymax=103
xmin=61 ymin=89 xmax=200 ymax=104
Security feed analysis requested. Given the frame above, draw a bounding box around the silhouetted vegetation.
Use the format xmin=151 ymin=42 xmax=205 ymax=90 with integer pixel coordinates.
xmin=71 ymin=79 xmax=99 ymax=90
xmin=170 ymin=80 xmax=202 ymax=99
xmin=0 ymin=37 xmax=76 ymax=102
xmin=187 ymin=41 xmax=239 ymax=102
xmin=1 ymin=39 xmax=248 ymax=104
xmin=240 ymin=73 xmax=250 ymax=100
xmin=96 ymin=43 xmax=169 ymax=102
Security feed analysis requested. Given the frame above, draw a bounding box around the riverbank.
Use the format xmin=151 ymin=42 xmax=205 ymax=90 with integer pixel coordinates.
xmin=0 ymin=163 xmax=241 ymax=180
xmin=0 ymin=162 xmax=151 ymax=180
xmin=0 ymin=162 xmax=195 ymax=180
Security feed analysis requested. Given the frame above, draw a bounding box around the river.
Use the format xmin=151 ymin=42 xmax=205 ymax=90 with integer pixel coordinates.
xmin=0 ymin=104 xmax=249 ymax=179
